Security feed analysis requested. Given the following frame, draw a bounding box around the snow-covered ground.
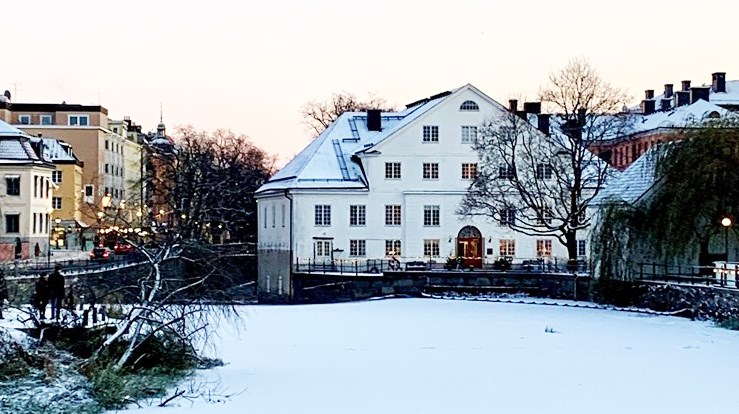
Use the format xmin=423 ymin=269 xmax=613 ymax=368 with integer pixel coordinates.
xmin=108 ymin=298 xmax=739 ymax=414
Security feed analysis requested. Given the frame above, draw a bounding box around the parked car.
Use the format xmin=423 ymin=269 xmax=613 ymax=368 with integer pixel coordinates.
xmin=114 ymin=242 xmax=135 ymax=255
xmin=90 ymin=246 xmax=114 ymax=261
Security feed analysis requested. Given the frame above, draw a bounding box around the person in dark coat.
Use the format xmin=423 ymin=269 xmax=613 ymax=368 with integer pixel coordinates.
xmin=48 ymin=265 xmax=65 ymax=321
xmin=0 ymin=268 xmax=8 ymax=319
xmin=34 ymin=274 xmax=49 ymax=320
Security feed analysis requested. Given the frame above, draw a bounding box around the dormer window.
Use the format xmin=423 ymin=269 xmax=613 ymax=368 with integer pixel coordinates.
xmin=459 ymin=100 xmax=479 ymax=111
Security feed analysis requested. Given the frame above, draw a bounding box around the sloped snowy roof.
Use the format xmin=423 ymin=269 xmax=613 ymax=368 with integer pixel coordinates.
xmin=629 ymin=100 xmax=732 ymax=135
xmin=590 ymin=148 xmax=659 ymax=206
xmin=0 ymin=119 xmax=30 ymax=137
xmin=0 ymin=138 xmax=42 ymax=161
xmin=30 ymin=137 xmax=77 ymax=162
xmin=632 ymin=80 xmax=739 ymax=112
xmin=257 ymin=89 xmax=458 ymax=194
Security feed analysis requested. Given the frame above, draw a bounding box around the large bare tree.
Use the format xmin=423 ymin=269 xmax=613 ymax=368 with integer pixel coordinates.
xmin=461 ymin=58 xmax=632 ymax=262
xmin=301 ymin=92 xmax=394 ymax=136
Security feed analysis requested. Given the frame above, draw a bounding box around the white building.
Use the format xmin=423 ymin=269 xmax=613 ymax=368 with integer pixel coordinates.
xmin=256 ymin=85 xmax=588 ymax=300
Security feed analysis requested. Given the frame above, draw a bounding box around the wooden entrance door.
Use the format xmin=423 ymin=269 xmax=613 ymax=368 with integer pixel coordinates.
xmin=457 ymin=226 xmax=483 ymax=268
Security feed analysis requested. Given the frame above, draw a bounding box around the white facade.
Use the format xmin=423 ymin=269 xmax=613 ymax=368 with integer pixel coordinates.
xmin=257 ymin=85 xmax=584 ymax=275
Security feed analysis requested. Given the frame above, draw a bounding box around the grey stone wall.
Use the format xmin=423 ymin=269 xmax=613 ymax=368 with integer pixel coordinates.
xmin=257 ymin=249 xmax=291 ymax=303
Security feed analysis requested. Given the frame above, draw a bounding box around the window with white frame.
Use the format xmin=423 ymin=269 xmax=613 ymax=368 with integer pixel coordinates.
xmin=52 ymin=197 xmax=62 ymax=209
xmin=537 ymin=206 xmax=553 ymax=225
xmin=422 ymin=125 xmax=439 ymax=143
xmin=349 ymin=239 xmax=366 ymax=257
xmin=499 ymin=239 xmax=516 ymax=256
xmin=461 ymin=126 xmax=478 ymax=143
xmin=423 ymin=239 xmax=440 ymax=257
xmin=459 ymin=100 xmax=479 ymax=111
xmin=535 ymin=163 xmax=553 ymax=180
xmin=5 ymin=176 xmax=20 ymax=196
xmin=500 ymin=208 xmax=516 ymax=226
xmin=281 ymin=204 xmax=286 ymax=227
xmin=315 ymin=240 xmax=332 ymax=258
xmin=52 ymin=171 xmax=62 ymax=184
xmin=462 ymin=163 xmax=477 ymax=180
xmin=536 ymin=239 xmax=553 ymax=257
xmin=263 ymin=206 xmax=267 ymax=228
xmin=33 ymin=176 xmax=38 ymax=198
xmin=577 ymin=239 xmax=587 ymax=257
xmin=18 ymin=114 xmax=31 ymax=125
xmin=84 ymin=185 xmax=94 ymax=198
xmin=498 ymin=164 xmax=515 ymax=179
xmin=422 ymin=163 xmax=439 ymax=180
xmin=349 ymin=205 xmax=366 ymax=226
xmin=68 ymin=115 xmax=89 ymax=126
xmin=105 ymin=140 xmax=109 ymax=150
xmin=384 ymin=162 xmax=401 ymax=179
xmin=385 ymin=240 xmax=402 ymax=256
xmin=423 ymin=205 xmax=440 ymax=226
xmin=314 ymin=205 xmax=331 ymax=226
xmin=40 ymin=115 xmax=52 ymax=125
xmin=271 ymin=204 xmax=276 ymax=227
xmin=385 ymin=205 xmax=401 ymax=226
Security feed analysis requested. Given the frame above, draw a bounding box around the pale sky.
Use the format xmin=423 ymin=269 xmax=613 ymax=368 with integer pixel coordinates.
xmin=4 ymin=0 xmax=738 ymax=166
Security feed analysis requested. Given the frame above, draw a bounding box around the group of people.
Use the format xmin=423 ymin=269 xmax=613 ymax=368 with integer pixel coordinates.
xmin=33 ymin=265 xmax=74 ymax=321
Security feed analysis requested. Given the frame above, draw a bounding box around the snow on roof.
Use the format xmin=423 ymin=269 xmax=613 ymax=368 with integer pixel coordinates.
xmin=633 ymin=80 xmax=739 ymax=111
xmin=0 ymin=138 xmax=41 ymax=161
xmin=0 ymin=119 xmax=30 ymax=137
xmin=629 ymin=100 xmax=732 ymax=135
xmin=257 ymin=90 xmax=455 ymax=194
xmin=590 ymin=147 xmax=659 ymax=206
xmin=30 ymin=137 xmax=77 ymax=162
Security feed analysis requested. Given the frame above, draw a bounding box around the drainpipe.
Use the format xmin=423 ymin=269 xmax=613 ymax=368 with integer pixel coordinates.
xmin=284 ymin=189 xmax=294 ymax=300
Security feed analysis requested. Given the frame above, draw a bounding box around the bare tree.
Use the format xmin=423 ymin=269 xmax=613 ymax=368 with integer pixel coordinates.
xmin=301 ymin=92 xmax=394 ymax=136
xmin=461 ymin=58 xmax=632 ymax=262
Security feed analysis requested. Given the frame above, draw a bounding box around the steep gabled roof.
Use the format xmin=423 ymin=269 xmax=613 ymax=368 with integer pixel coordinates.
xmin=257 ymin=87 xmax=470 ymax=194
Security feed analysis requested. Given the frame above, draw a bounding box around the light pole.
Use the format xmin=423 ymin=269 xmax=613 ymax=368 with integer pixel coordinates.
xmin=46 ymin=206 xmax=53 ymax=266
xmin=54 ymin=218 xmax=61 ymax=249
xmin=722 ymin=217 xmax=732 ymax=261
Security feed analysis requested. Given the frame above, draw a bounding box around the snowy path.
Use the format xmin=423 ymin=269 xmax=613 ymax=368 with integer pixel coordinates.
xmin=113 ymin=298 xmax=739 ymax=414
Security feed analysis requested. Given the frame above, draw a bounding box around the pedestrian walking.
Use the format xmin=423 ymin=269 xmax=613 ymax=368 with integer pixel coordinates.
xmin=80 ymin=235 xmax=87 ymax=251
xmin=0 ymin=268 xmax=8 ymax=319
xmin=34 ymin=274 xmax=49 ymax=320
xmin=48 ymin=265 xmax=65 ymax=321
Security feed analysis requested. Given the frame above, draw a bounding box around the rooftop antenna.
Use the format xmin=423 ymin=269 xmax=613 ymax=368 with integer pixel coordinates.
xmin=160 ymin=102 xmax=163 ymax=123
xmin=10 ymin=83 xmax=22 ymax=101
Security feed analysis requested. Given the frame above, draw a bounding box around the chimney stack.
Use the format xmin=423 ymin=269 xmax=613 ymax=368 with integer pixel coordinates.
xmin=681 ymin=80 xmax=691 ymax=91
xmin=366 ymin=109 xmax=382 ymax=132
xmin=645 ymin=90 xmax=655 ymax=100
xmin=537 ymin=114 xmax=550 ymax=136
xmin=523 ymin=102 xmax=541 ymax=114
xmin=675 ymin=91 xmax=690 ymax=107
xmin=508 ymin=99 xmax=518 ymax=112
xmin=690 ymin=86 xmax=710 ymax=103
xmin=641 ymin=99 xmax=656 ymax=115
xmin=664 ymin=84 xmax=674 ymax=98
xmin=712 ymin=72 xmax=727 ymax=93
xmin=660 ymin=99 xmax=671 ymax=111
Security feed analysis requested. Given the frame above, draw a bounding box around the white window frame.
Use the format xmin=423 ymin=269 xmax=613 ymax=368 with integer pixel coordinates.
xmin=461 ymin=126 xmax=478 ymax=143
xmin=536 ymin=239 xmax=553 ymax=257
xmin=577 ymin=239 xmax=587 ymax=257
xmin=40 ymin=115 xmax=52 ymax=125
xmin=384 ymin=162 xmax=401 ymax=179
xmin=423 ymin=239 xmax=440 ymax=257
xmin=349 ymin=205 xmax=366 ymax=226
xmin=498 ymin=164 xmax=515 ymax=180
xmin=422 ymin=163 xmax=439 ymax=180
xmin=315 ymin=240 xmax=332 ymax=259
xmin=68 ymin=114 xmax=89 ymax=126
xmin=52 ymin=197 xmax=62 ymax=209
xmin=314 ymin=205 xmax=331 ymax=226
xmin=499 ymin=239 xmax=516 ymax=257
xmin=422 ymin=125 xmax=439 ymax=143
xmin=349 ymin=239 xmax=366 ymax=257
xmin=500 ymin=208 xmax=516 ymax=226
xmin=385 ymin=239 xmax=402 ymax=256
xmin=459 ymin=100 xmax=480 ymax=111
xmin=385 ymin=205 xmax=402 ymax=226
xmin=18 ymin=114 xmax=31 ymax=125
xmin=536 ymin=163 xmax=553 ymax=180
xmin=462 ymin=163 xmax=477 ymax=180
xmin=52 ymin=170 xmax=62 ymax=184
xmin=423 ymin=205 xmax=440 ymax=227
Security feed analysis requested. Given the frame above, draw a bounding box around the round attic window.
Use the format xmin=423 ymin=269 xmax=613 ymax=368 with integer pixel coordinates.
xmin=459 ymin=100 xmax=479 ymax=111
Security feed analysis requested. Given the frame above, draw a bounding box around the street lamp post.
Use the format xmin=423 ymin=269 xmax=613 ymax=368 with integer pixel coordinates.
xmin=722 ymin=217 xmax=732 ymax=261
xmin=46 ymin=207 xmax=53 ymax=266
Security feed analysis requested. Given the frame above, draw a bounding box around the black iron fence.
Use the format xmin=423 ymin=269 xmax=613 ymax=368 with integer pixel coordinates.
xmin=636 ymin=262 xmax=738 ymax=288
xmin=294 ymin=256 xmax=592 ymax=275
xmin=4 ymin=254 xmax=147 ymax=279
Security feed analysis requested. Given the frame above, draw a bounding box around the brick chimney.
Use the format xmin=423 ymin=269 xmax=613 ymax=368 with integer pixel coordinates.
xmin=508 ymin=99 xmax=518 ymax=112
xmin=690 ymin=86 xmax=710 ymax=103
xmin=712 ymin=72 xmax=727 ymax=93
xmin=645 ymin=90 xmax=655 ymax=100
xmin=664 ymin=84 xmax=674 ymax=98
xmin=681 ymin=80 xmax=691 ymax=91
xmin=675 ymin=91 xmax=690 ymax=107
xmin=523 ymin=102 xmax=541 ymax=114
xmin=537 ymin=114 xmax=550 ymax=136
xmin=660 ymin=99 xmax=671 ymax=111
xmin=641 ymin=99 xmax=656 ymax=115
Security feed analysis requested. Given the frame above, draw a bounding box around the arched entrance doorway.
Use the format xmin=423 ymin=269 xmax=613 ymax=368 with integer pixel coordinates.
xmin=457 ymin=226 xmax=482 ymax=268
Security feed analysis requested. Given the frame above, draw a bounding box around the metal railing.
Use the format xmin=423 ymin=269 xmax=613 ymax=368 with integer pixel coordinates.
xmin=636 ymin=262 xmax=739 ymax=287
